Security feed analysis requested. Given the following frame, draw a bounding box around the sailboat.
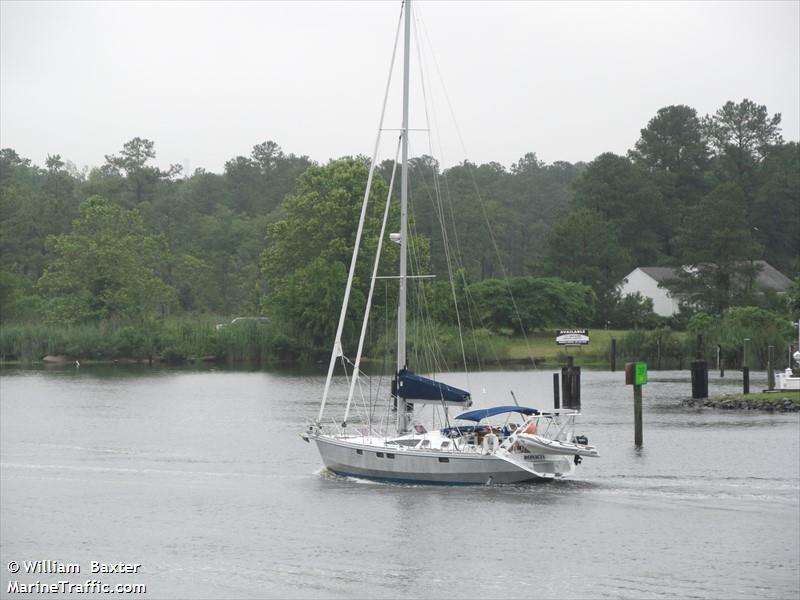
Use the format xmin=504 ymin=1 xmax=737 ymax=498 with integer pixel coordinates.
xmin=302 ymin=0 xmax=598 ymax=484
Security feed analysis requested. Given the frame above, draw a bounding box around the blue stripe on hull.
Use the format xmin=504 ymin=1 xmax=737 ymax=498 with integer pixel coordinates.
xmin=328 ymin=469 xmax=483 ymax=486
xmin=326 ymin=468 xmax=553 ymax=486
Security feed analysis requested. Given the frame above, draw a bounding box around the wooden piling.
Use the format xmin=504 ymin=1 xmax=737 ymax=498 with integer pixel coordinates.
xmin=767 ymin=346 xmax=775 ymax=391
xmin=610 ymin=338 xmax=617 ymax=372
xmin=626 ymin=362 xmax=647 ymax=447
xmin=691 ymin=360 xmax=708 ymax=399
xmin=553 ymin=373 xmax=560 ymax=409
xmin=634 ymin=384 xmax=643 ymax=447
xmin=743 ymin=338 xmax=751 ymax=394
xmin=561 ymin=356 xmax=581 ymax=410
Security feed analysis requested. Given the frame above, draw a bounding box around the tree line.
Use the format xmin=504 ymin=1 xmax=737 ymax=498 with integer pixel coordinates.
xmin=0 ymin=98 xmax=797 ymax=363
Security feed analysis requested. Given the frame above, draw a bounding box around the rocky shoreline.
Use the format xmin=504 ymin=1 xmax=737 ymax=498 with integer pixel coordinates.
xmin=682 ymin=394 xmax=800 ymax=412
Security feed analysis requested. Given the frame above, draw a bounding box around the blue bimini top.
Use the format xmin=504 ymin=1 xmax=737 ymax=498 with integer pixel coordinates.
xmin=455 ymin=405 xmax=539 ymax=422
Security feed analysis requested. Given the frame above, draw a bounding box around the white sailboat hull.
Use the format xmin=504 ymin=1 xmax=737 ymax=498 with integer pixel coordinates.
xmin=312 ymin=434 xmax=575 ymax=485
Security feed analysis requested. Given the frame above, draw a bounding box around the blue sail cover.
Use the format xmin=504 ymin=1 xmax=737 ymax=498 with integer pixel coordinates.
xmin=393 ymin=369 xmax=471 ymax=404
xmin=455 ymin=405 xmax=539 ymax=422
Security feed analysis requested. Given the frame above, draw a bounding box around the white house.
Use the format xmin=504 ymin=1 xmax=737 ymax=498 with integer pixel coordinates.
xmin=619 ymin=261 xmax=793 ymax=317
xmin=619 ymin=267 xmax=682 ymax=316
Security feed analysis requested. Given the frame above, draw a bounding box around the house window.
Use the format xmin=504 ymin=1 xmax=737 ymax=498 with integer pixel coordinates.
xmin=376 ymin=452 xmax=384 ymax=458
xmin=386 ymin=453 xmax=395 ymax=459
xmin=356 ymin=449 xmax=363 ymax=455
xmin=438 ymin=457 xmax=450 ymax=463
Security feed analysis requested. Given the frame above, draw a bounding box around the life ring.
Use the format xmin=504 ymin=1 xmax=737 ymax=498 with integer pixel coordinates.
xmin=482 ymin=433 xmax=499 ymax=453
xmin=524 ymin=422 xmax=537 ymax=435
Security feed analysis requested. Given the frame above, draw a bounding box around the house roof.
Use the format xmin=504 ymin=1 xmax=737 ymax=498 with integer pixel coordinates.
xmin=635 ymin=261 xmax=792 ymax=292
xmin=638 ymin=266 xmax=679 ymax=283
xmin=754 ymin=261 xmax=793 ymax=291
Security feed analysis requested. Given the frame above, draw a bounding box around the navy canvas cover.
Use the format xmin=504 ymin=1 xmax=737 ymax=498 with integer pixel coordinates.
xmin=393 ymin=369 xmax=471 ymax=404
xmin=455 ymin=405 xmax=539 ymax=422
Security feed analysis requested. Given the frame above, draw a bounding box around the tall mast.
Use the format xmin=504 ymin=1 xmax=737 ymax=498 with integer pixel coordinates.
xmin=397 ymin=0 xmax=410 ymax=431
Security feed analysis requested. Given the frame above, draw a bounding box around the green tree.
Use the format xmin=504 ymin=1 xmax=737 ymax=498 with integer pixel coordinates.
xmin=572 ymin=153 xmax=666 ymax=264
xmin=631 ymin=105 xmax=709 ymax=176
xmin=785 ymin=278 xmax=800 ymax=317
xmin=268 ymin=257 xmax=363 ymax=351
xmin=466 ymin=276 xmax=595 ymax=333
xmin=510 ymin=152 xmax=544 ymax=175
xmin=415 ymin=159 xmax=513 ymax=279
xmin=719 ymin=306 xmax=793 ymax=368
xmin=753 ymin=142 xmax=800 ymax=276
xmin=543 ymin=207 xmax=632 ymax=323
xmin=670 ymin=182 xmax=763 ymax=314
xmin=0 ymin=149 xmax=80 ymax=280
xmin=45 ymin=154 xmax=65 ymax=172
xmin=703 ymin=99 xmax=782 ymax=196
xmin=504 ymin=155 xmax=584 ymax=275
xmin=607 ymin=292 xmax=660 ymax=330
xmin=0 ymin=152 xmax=48 ymax=277
xmin=385 ymin=153 xmax=582 ymax=282
xmin=261 ymin=159 xmax=398 ymax=350
xmin=38 ymin=196 xmax=174 ymax=324
xmin=0 ymin=270 xmax=40 ymax=323
xmin=224 ymin=140 xmax=312 ymax=215
xmin=629 ymin=105 xmax=710 ymax=249
xmin=103 ymin=137 xmax=181 ymax=206
xmin=190 ymin=208 xmax=268 ymax=314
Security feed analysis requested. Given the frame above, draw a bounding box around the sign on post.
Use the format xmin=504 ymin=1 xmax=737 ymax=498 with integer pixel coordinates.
xmin=635 ymin=362 xmax=648 ymax=385
xmin=625 ymin=362 xmax=647 ymax=447
xmin=625 ymin=362 xmax=648 ymax=385
xmin=556 ymin=329 xmax=590 ymax=346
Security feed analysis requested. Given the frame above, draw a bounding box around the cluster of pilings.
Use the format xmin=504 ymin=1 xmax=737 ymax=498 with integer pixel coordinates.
xmin=563 ymin=335 xmax=792 ymax=450
xmin=606 ymin=334 xmax=784 ymax=400
xmin=552 ymin=355 xmax=581 ymax=411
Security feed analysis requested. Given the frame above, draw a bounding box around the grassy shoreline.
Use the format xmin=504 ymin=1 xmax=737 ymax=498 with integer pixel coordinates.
xmin=0 ymin=320 xmax=618 ymax=367
xmin=2 ymin=321 xmax=790 ymax=373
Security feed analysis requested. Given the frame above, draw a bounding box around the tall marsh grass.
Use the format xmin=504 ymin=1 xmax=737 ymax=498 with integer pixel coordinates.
xmin=0 ymin=317 xmax=303 ymax=365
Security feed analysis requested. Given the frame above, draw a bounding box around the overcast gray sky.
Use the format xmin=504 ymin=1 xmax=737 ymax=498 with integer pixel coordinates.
xmin=2 ymin=0 xmax=798 ymax=173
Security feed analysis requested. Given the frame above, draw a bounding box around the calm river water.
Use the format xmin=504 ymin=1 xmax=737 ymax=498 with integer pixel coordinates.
xmin=1 ymin=366 xmax=798 ymax=599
